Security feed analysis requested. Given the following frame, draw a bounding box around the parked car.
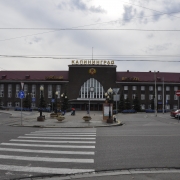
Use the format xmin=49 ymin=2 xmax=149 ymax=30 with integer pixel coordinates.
xmin=122 ymin=109 xmax=137 ymax=113
xmin=0 ymin=106 xmax=6 ymax=110
xmin=170 ymin=109 xmax=180 ymax=117
xmin=175 ymin=113 xmax=180 ymax=119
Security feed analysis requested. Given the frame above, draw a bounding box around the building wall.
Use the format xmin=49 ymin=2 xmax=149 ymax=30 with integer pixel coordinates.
xmin=68 ymin=65 xmax=118 ymax=100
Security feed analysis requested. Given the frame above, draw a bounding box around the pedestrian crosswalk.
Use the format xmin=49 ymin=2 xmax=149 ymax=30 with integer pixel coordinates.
xmin=0 ymin=128 xmax=96 ymax=179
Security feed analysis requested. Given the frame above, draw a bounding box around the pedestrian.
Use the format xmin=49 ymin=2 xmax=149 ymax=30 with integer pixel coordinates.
xmin=71 ymin=107 xmax=75 ymax=115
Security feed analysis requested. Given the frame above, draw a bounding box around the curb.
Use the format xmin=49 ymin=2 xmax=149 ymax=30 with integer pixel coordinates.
xmin=10 ymin=120 xmax=122 ymax=128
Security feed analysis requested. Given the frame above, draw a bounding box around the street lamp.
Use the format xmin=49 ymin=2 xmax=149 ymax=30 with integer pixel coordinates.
xmin=105 ymin=87 xmax=113 ymax=123
xmin=55 ymin=91 xmax=58 ymax=114
xmin=61 ymin=93 xmax=68 ymax=115
xmin=89 ymin=87 xmax=94 ymax=116
xmin=39 ymin=86 xmax=44 ymax=117
xmin=154 ymin=71 xmax=157 ymax=117
xmin=37 ymin=86 xmax=44 ymax=121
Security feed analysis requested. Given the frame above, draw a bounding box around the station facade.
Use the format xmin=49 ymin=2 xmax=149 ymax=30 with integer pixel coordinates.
xmin=0 ymin=60 xmax=180 ymax=111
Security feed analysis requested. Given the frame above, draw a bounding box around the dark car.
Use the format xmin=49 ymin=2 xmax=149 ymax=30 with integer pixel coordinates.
xmin=170 ymin=109 xmax=180 ymax=117
xmin=122 ymin=109 xmax=137 ymax=113
xmin=0 ymin=106 xmax=6 ymax=110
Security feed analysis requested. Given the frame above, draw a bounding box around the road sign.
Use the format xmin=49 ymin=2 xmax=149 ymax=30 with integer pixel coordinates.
xmin=51 ymin=99 xmax=55 ymax=103
xmin=113 ymin=95 xmax=120 ymax=101
xmin=176 ymin=90 xmax=180 ymax=96
xmin=18 ymin=90 xmax=25 ymax=99
xmin=113 ymin=88 xmax=120 ymax=94
xmin=32 ymin=98 xmax=36 ymax=102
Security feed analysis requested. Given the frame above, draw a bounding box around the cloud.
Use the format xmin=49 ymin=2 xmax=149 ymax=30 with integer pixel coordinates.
xmin=58 ymin=0 xmax=106 ymax=13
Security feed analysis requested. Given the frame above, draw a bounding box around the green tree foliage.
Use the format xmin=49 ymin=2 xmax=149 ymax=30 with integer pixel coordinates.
xmin=124 ymin=97 xmax=131 ymax=110
xmin=132 ymin=94 xmax=141 ymax=111
xmin=39 ymin=91 xmax=46 ymax=108
xmin=23 ymin=94 xmax=31 ymax=108
xmin=61 ymin=93 xmax=69 ymax=111
xmin=118 ymin=92 xmax=124 ymax=112
xmin=150 ymin=93 xmax=155 ymax=110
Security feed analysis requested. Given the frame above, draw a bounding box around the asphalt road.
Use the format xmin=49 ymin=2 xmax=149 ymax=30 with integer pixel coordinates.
xmin=0 ymin=112 xmax=180 ymax=179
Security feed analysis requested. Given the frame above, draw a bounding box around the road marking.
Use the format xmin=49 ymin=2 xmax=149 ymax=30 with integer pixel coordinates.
xmin=1 ymin=143 xmax=95 ymax=148
xmin=0 ymin=155 xmax=94 ymax=163
xmin=18 ymin=136 xmax=96 ymax=140
xmin=0 ymin=164 xmax=94 ymax=174
xmin=31 ymin=132 xmax=96 ymax=134
xmin=10 ymin=139 xmax=96 ymax=144
xmin=0 ymin=147 xmax=94 ymax=155
xmin=24 ymin=134 xmax=96 ymax=137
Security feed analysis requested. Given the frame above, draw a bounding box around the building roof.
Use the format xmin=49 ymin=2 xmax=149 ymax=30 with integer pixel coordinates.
xmin=0 ymin=69 xmax=180 ymax=83
xmin=0 ymin=71 xmax=69 ymax=81
xmin=116 ymin=71 xmax=180 ymax=83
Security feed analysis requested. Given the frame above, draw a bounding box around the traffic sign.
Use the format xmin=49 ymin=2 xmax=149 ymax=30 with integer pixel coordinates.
xmin=176 ymin=90 xmax=180 ymax=96
xmin=18 ymin=90 xmax=25 ymax=99
xmin=51 ymin=99 xmax=55 ymax=103
xmin=32 ymin=98 xmax=36 ymax=102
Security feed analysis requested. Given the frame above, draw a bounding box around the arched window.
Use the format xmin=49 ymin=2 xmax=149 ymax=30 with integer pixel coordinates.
xmin=78 ymin=78 xmax=105 ymax=99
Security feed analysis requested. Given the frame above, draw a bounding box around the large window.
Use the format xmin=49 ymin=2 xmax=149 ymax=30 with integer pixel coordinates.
xmin=124 ymin=86 xmax=128 ymax=90
xmin=8 ymin=84 xmax=12 ymax=98
xmin=174 ymin=95 xmax=178 ymax=100
xmin=56 ymin=85 xmax=61 ymax=98
xmin=132 ymin=86 xmax=137 ymax=91
xmin=0 ymin=84 xmax=4 ymax=97
xmin=158 ymin=94 xmax=162 ymax=100
xmin=141 ymin=94 xmax=145 ymax=100
xmin=174 ymin=86 xmax=178 ymax=91
xmin=166 ymin=94 xmax=170 ymax=100
xmin=158 ymin=86 xmax=162 ymax=91
xmin=32 ymin=85 xmax=36 ymax=98
xmin=149 ymin=86 xmax=153 ymax=91
xmin=48 ymin=85 xmax=52 ymax=98
xmin=24 ymin=84 xmax=28 ymax=97
xmin=166 ymin=86 xmax=170 ymax=91
xmin=132 ymin=94 xmax=136 ymax=99
xmin=141 ymin=104 xmax=145 ymax=110
xmin=149 ymin=94 xmax=153 ymax=100
xmin=15 ymin=84 xmax=20 ymax=98
xmin=79 ymin=78 xmax=105 ymax=99
xmin=141 ymin=86 xmax=145 ymax=91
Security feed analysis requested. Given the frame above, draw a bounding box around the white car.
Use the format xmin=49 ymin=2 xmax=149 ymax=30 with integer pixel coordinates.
xmin=175 ymin=113 xmax=180 ymax=119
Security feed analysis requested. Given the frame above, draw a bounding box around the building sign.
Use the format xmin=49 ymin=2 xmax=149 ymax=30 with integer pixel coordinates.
xmin=89 ymin=68 xmax=96 ymax=75
xmin=72 ymin=60 xmax=114 ymax=65
xmin=45 ymin=75 xmax=63 ymax=80
xmin=122 ymin=77 xmax=139 ymax=81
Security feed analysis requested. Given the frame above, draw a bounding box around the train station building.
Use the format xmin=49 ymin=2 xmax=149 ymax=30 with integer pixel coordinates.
xmin=0 ymin=60 xmax=180 ymax=111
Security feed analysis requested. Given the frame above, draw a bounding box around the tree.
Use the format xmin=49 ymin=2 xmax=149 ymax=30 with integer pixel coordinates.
xmin=133 ymin=94 xmax=141 ymax=111
xmin=61 ymin=93 xmax=69 ymax=111
xmin=39 ymin=92 xmax=46 ymax=108
xmin=23 ymin=94 xmax=31 ymax=108
xmin=118 ymin=92 xmax=125 ymax=112
xmin=150 ymin=93 xmax=155 ymax=110
xmin=124 ymin=97 xmax=131 ymax=110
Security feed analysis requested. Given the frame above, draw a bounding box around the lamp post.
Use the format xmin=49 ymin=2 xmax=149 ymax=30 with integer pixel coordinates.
xmin=37 ymin=86 xmax=44 ymax=121
xmin=89 ymin=87 xmax=94 ymax=116
xmin=61 ymin=93 xmax=67 ymax=114
xmin=154 ymin=71 xmax=157 ymax=117
xmin=105 ymin=87 xmax=113 ymax=123
xmin=55 ymin=91 xmax=58 ymax=114
xmin=39 ymin=86 xmax=44 ymax=117
xmin=162 ymin=77 xmax=164 ymax=114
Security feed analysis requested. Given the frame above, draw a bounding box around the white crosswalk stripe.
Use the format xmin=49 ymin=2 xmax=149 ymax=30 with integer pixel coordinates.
xmin=10 ymin=139 xmax=96 ymax=144
xmin=0 ymin=128 xmax=96 ymax=179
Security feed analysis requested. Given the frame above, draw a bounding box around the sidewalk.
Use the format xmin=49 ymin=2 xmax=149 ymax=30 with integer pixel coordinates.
xmin=0 ymin=110 xmax=122 ymax=128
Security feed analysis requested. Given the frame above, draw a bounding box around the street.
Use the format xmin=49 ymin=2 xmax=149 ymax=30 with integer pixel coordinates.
xmin=0 ymin=112 xmax=180 ymax=179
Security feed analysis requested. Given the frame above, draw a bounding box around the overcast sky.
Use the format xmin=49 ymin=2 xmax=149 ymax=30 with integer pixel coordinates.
xmin=0 ymin=0 xmax=180 ymax=72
